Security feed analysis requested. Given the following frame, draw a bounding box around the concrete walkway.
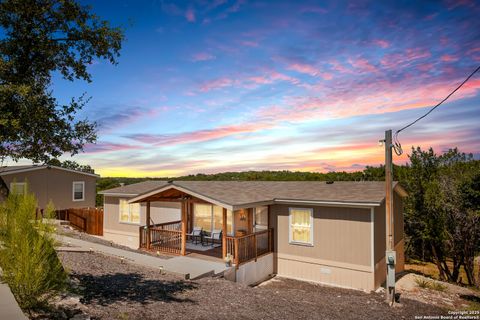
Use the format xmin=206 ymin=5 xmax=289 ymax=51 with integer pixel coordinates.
xmin=0 ymin=279 xmax=27 ymax=319
xmin=55 ymin=235 xmax=227 ymax=280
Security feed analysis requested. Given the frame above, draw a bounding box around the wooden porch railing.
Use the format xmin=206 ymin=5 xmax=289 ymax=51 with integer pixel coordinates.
xmin=139 ymin=220 xmax=182 ymax=254
xmin=226 ymin=228 xmax=273 ymax=267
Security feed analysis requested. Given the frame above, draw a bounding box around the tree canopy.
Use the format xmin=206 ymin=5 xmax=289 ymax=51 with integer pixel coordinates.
xmin=0 ymin=0 xmax=124 ymax=163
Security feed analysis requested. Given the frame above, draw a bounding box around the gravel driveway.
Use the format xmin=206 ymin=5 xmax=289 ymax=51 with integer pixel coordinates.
xmin=56 ymin=251 xmax=447 ymax=320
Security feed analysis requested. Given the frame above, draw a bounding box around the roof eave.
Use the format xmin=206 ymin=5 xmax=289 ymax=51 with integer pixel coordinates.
xmin=0 ymin=165 xmax=99 ymax=178
xmin=273 ymin=198 xmax=381 ymax=208
xmin=99 ymin=192 xmax=139 ymax=197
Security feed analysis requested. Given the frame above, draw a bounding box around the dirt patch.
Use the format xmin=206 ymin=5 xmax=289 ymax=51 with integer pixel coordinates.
xmin=396 ymin=273 xmax=480 ymax=311
xmin=44 ymin=251 xmax=452 ymax=320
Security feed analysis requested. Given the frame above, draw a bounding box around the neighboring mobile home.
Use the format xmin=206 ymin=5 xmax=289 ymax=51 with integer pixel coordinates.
xmin=100 ymin=180 xmax=406 ymax=291
xmin=0 ymin=165 xmax=98 ymax=210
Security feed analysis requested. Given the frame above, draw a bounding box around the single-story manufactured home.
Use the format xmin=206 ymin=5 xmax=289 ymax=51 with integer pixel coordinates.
xmin=0 ymin=165 xmax=98 ymax=210
xmin=99 ymin=180 xmax=406 ymax=291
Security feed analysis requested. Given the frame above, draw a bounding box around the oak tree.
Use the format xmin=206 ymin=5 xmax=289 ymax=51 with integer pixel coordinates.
xmin=0 ymin=0 xmax=124 ymax=163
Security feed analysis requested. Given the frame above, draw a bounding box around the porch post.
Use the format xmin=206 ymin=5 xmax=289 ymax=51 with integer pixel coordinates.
xmin=181 ymin=199 xmax=187 ymax=256
xmin=222 ymin=208 xmax=227 ymax=259
xmin=146 ymin=201 xmax=151 ymax=250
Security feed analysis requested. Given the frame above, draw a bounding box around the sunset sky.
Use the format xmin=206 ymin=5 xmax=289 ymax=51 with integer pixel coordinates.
xmin=37 ymin=0 xmax=480 ymax=177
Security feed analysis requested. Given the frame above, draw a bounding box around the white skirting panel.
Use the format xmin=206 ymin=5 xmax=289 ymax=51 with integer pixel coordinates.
xmin=276 ymin=254 xmax=375 ymax=291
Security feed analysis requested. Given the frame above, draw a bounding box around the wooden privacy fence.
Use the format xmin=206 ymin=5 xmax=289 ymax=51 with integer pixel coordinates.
xmin=55 ymin=208 xmax=103 ymax=236
xmin=139 ymin=220 xmax=182 ymax=254
xmin=226 ymin=228 xmax=273 ymax=267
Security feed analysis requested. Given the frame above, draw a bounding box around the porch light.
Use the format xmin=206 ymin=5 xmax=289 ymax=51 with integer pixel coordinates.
xmin=240 ymin=212 xmax=247 ymax=221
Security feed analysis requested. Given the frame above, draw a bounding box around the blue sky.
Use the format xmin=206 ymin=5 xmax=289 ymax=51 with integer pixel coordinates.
xmin=33 ymin=0 xmax=480 ymax=177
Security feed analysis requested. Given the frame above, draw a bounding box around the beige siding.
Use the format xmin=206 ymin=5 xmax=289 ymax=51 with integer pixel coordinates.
xmin=373 ymin=191 xmax=405 ymax=288
xmin=103 ymin=196 xmax=180 ymax=248
xmin=1 ymin=168 xmax=96 ymax=209
xmin=374 ymin=201 xmax=386 ymax=265
xmin=374 ymin=239 xmax=405 ymax=288
xmin=270 ymin=204 xmax=374 ymax=290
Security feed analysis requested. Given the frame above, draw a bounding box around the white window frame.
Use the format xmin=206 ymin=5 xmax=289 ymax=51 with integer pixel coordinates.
xmin=288 ymin=207 xmax=314 ymax=246
xmin=118 ymin=198 xmax=141 ymax=225
xmin=9 ymin=182 xmax=27 ymax=195
xmin=72 ymin=181 xmax=85 ymax=202
xmin=193 ymin=203 xmax=234 ymax=236
xmin=253 ymin=206 xmax=268 ymax=231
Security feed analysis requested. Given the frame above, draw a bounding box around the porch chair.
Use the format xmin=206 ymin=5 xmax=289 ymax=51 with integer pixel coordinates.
xmin=203 ymin=229 xmax=222 ymax=247
xmin=186 ymin=227 xmax=202 ymax=244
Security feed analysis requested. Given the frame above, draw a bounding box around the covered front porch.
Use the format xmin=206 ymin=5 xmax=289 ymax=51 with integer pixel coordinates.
xmin=132 ymin=185 xmax=273 ymax=267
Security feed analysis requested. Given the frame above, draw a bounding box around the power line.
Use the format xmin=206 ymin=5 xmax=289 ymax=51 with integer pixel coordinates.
xmin=393 ymin=64 xmax=480 ymax=156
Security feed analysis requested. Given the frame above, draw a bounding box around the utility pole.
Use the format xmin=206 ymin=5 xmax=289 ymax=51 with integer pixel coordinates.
xmin=384 ymin=130 xmax=396 ymax=305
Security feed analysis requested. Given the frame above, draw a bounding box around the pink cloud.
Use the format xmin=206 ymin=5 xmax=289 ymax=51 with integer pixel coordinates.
xmin=286 ymin=63 xmax=333 ymax=80
xmin=191 ymin=52 xmax=216 ymax=62
xmin=329 ymin=60 xmax=352 ymax=74
xmin=127 ymin=122 xmax=273 ymax=146
xmin=240 ymin=40 xmax=259 ymax=47
xmin=417 ymin=63 xmax=434 ymax=72
xmin=381 ymin=48 xmax=431 ymax=69
xmin=248 ymin=76 xmax=273 ymax=85
xmin=287 ymin=63 xmax=318 ymax=76
xmin=348 ymin=57 xmax=378 ymax=73
xmin=373 ymin=39 xmax=390 ymax=49
xmin=299 ymin=5 xmax=327 ymax=14
xmin=198 ymin=70 xmax=301 ymax=92
xmin=253 ymin=77 xmax=480 ymax=126
xmin=185 ymin=8 xmax=196 ymax=22
xmin=84 ymin=142 xmax=141 ymax=154
xmin=199 ymin=77 xmax=235 ymax=92
xmin=440 ymin=54 xmax=459 ymax=62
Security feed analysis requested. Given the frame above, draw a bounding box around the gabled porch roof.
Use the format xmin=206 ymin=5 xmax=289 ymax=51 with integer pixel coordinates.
xmin=128 ymin=183 xmax=240 ymax=210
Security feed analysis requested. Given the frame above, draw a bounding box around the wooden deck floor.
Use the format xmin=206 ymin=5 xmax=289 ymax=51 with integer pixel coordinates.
xmin=187 ymin=245 xmax=223 ymax=262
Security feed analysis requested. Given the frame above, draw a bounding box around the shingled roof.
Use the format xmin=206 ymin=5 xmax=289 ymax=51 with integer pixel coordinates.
xmin=0 ymin=165 xmax=99 ymax=177
xmin=101 ymin=180 xmax=407 ymax=209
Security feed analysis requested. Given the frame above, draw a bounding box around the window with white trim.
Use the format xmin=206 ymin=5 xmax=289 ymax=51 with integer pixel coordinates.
xmin=72 ymin=181 xmax=85 ymax=201
xmin=254 ymin=206 xmax=268 ymax=231
xmin=289 ymin=208 xmax=313 ymax=245
xmin=193 ymin=203 xmax=233 ymax=235
xmin=10 ymin=182 xmax=26 ymax=195
xmin=119 ymin=199 xmax=140 ymax=224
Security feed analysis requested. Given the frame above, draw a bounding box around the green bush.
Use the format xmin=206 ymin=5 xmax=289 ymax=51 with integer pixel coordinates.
xmin=0 ymin=192 xmax=67 ymax=310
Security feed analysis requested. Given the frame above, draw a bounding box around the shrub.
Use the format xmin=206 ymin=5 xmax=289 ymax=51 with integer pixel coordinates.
xmin=0 ymin=192 xmax=67 ymax=310
xmin=430 ymin=281 xmax=448 ymax=292
xmin=414 ymin=277 xmax=432 ymax=289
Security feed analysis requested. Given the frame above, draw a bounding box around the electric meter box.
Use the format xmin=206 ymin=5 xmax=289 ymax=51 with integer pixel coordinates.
xmin=386 ymin=250 xmax=396 ymax=288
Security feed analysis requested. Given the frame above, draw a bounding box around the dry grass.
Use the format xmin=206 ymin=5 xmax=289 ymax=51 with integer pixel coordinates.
xmin=406 ymin=258 xmax=479 ymax=286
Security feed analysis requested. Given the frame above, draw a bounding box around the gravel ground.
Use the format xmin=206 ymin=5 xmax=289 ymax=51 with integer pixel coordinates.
xmin=54 ymin=251 xmax=449 ymax=320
